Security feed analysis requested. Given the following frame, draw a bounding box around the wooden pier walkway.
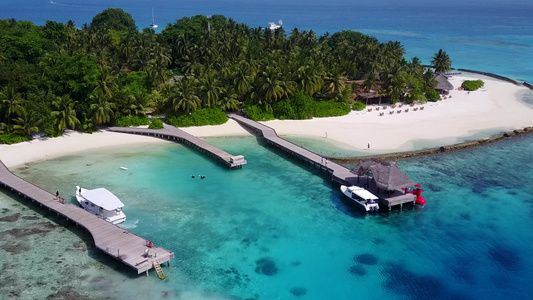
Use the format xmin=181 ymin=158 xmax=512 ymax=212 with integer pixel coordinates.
xmin=0 ymin=161 xmax=174 ymax=275
xmin=108 ymin=124 xmax=246 ymax=168
xmin=227 ymin=113 xmax=416 ymax=210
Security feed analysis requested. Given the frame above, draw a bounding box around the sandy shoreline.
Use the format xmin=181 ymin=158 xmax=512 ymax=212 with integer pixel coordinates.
xmin=1 ymin=74 xmax=532 ymax=168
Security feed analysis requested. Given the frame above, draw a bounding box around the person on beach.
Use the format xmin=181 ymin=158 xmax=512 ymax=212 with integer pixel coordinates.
xmin=55 ymin=191 xmax=59 ymax=199
xmin=367 ymin=143 xmax=370 ymax=149
xmin=325 ymin=132 xmax=328 ymax=138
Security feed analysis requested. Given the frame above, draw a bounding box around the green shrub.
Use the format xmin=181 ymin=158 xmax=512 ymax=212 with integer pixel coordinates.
xmin=166 ymin=107 xmax=228 ymax=127
xmin=426 ymin=89 xmax=441 ymax=102
xmin=273 ymin=100 xmax=296 ymax=120
xmin=461 ymin=80 xmax=484 ymax=91
xmin=149 ymin=118 xmax=164 ymax=129
xmin=245 ymin=105 xmax=275 ymax=121
xmin=0 ymin=133 xmax=29 ymax=144
xmin=352 ymin=101 xmax=366 ymax=111
xmin=115 ymin=115 xmax=150 ymax=127
xmin=291 ymin=92 xmax=315 ymax=119
xmin=314 ymin=100 xmax=351 ymax=118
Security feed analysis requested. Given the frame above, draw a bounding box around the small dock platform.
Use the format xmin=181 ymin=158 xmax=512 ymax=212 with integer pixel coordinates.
xmin=0 ymin=161 xmax=174 ymax=275
xmin=227 ymin=113 xmax=416 ymax=210
xmin=108 ymin=124 xmax=246 ymax=168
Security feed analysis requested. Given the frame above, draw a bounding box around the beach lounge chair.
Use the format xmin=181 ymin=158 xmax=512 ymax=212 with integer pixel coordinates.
xmin=389 ymin=111 xmax=394 ymax=114
xmin=420 ymin=106 xmax=425 ymax=110
xmin=399 ymin=104 xmax=403 ymax=108
xmin=391 ymin=104 xmax=396 ymax=108
xmin=379 ymin=112 xmax=384 ymax=116
xmin=382 ymin=106 xmax=387 ymax=110
xmin=367 ymin=108 xmax=373 ymax=112
xmin=397 ymin=110 xmax=402 ymax=114
xmin=413 ymin=107 xmax=418 ymax=111
xmin=376 ymin=107 xmax=380 ymax=111
xmin=405 ymin=109 xmax=409 ymax=112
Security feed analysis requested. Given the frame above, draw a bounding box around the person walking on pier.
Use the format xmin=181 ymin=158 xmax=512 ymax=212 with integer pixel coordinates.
xmin=55 ymin=191 xmax=59 ymax=200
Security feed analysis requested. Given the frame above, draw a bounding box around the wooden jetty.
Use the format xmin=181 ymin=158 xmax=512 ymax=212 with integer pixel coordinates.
xmin=227 ymin=113 xmax=416 ymax=210
xmin=108 ymin=124 xmax=246 ymax=168
xmin=0 ymin=161 xmax=174 ymax=276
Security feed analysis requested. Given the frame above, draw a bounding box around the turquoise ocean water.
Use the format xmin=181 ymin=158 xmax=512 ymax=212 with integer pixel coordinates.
xmin=0 ymin=0 xmax=532 ymax=82
xmin=1 ymin=135 xmax=532 ymax=299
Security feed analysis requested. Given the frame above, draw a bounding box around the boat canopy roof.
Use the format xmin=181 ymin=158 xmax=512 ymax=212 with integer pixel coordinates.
xmin=348 ymin=186 xmax=379 ymax=200
xmin=81 ymin=188 xmax=124 ymax=210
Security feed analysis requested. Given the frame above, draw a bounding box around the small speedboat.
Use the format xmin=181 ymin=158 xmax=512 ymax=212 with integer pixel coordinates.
xmin=340 ymin=185 xmax=379 ymax=212
xmin=75 ymin=186 xmax=126 ymax=224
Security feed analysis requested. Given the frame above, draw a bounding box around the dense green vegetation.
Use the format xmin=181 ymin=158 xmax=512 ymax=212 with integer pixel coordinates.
xmin=166 ymin=107 xmax=228 ymax=127
xmin=461 ymin=80 xmax=484 ymax=91
xmin=0 ymin=9 xmax=443 ymax=143
xmin=148 ymin=118 xmax=164 ymax=129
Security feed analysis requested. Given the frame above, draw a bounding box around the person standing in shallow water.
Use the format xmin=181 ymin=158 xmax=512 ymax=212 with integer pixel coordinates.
xmin=367 ymin=143 xmax=370 ymax=149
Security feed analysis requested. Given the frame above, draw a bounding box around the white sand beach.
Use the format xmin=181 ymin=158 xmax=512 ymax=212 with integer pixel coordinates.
xmin=0 ymin=74 xmax=531 ymax=167
xmin=0 ymin=130 xmax=171 ymax=168
xmin=187 ymin=74 xmax=533 ymax=153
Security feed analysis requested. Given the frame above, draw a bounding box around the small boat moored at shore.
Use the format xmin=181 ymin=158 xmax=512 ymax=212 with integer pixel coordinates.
xmin=340 ymin=185 xmax=379 ymax=212
xmin=75 ymin=186 xmax=126 ymax=224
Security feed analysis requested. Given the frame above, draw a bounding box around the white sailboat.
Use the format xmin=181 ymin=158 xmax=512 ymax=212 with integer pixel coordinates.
xmin=149 ymin=8 xmax=158 ymax=29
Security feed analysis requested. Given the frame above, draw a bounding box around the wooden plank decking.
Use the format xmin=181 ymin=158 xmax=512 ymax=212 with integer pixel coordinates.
xmin=227 ymin=113 xmax=416 ymax=210
xmin=0 ymin=161 xmax=174 ymax=275
xmin=108 ymin=124 xmax=246 ymax=168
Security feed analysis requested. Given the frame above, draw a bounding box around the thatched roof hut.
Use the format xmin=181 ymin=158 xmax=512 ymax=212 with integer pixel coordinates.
xmin=433 ymin=74 xmax=454 ymax=93
xmin=351 ymin=158 xmax=415 ymax=191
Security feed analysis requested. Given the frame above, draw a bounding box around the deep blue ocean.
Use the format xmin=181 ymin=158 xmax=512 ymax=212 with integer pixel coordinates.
xmin=0 ymin=0 xmax=532 ymax=82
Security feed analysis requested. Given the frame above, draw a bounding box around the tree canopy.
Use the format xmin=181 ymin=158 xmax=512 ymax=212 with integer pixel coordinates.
xmin=0 ymin=11 xmax=447 ymax=143
xmin=90 ymin=8 xmax=136 ymax=32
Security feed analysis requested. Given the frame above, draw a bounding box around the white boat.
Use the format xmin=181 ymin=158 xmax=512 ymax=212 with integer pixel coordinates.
xmin=340 ymin=185 xmax=379 ymax=212
xmin=75 ymin=186 xmax=126 ymax=224
xmin=268 ymin=19 xmax=282 ymax=30
xmin=149 ymin=8 xmax=158 ymax=29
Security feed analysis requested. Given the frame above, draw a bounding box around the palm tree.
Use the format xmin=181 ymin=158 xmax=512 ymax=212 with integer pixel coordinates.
xmin=219 ymin=88 xmax=239 ymax=111
xmin=198 ymin=70 xmax=222 ymax=107
xmin=323 ymin=68 xmax=346 ymax=98
xmin=257 ymin=67 xmax=286 ymax=110
xmin=431 ymin=49 xmax=452 ymax=74
xmin=376 ymin=88 xmax=387 ymax=106
xmin=90 ymin=94 xmax=115 ymax=125
xmin=94 ymin=65 xmax=118 ymax=99
xmin=295 ymin=64 xmax=323 ymax=96
xmin=12 ymin=109 xmax=41 ymax=138
xmin=0 ymin=86 xmax=25 ymax=131
xmin=172 ymin=79 xmax=201 ymax=113
xmin=51 ymin=95 xmax=80 ymax=132
xmin=363 ymin=72 xmax=377 ymax=105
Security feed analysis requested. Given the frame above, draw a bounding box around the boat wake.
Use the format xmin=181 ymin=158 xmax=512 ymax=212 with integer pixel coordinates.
xmin=121 ymin=219 xmax=139 ymax=229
